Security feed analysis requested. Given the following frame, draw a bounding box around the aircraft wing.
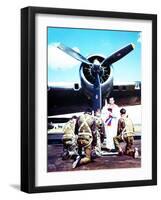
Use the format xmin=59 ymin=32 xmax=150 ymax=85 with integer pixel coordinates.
xmin=110 ymin=81 xmax=141 ymax=106
xmin=48 ymin=82 xmax=91 ymax=116
xmin=48 ymin=81 xmax=141 ymax=116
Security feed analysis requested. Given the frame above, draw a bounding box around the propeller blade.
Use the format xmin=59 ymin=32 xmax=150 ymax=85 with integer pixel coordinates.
xmin=101 ymin=43 xmax=135 ymax=66
xmin=57 ymin=43 xmax=92 ymax=65
xmin=93 ymin=73 xmax=102 ymax=112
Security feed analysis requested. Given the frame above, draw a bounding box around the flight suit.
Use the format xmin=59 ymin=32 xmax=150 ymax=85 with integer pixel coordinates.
xmin=94 ymin=115 xmax=105 ymax=156
xmin=77 ymin=113 xmax=96 ymax=165
xmin=113 ymin=116 xmax=135 ymax=156
xmin=62 ymin=119 xmax=78 ymax=160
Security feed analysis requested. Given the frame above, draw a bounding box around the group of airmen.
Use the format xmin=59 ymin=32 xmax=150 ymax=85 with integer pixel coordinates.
xmin=62 ymin=97 xmax=139 ymax=169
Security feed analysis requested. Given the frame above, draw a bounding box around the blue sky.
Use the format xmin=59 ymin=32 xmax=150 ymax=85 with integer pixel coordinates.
xmin=48 ymin=27 xmax=141 ymax=83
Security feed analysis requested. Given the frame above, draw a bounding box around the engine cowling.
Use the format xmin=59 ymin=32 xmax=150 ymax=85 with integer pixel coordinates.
xmin=79 ymin=55 xmax=113 ymax=100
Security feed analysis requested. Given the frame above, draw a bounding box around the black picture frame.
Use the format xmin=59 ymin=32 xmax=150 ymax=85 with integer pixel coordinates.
xmin=21 ymin=6 xmax=157 ymax=193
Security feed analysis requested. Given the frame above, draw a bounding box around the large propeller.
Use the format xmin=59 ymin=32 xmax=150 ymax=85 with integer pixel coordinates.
xmin=101 ymin=44 xmax=135 ymax=66
xmin=57 ymin=43 xmax=91 ymax=65
xmin=57 ymin=43 xmax=135 ymax=112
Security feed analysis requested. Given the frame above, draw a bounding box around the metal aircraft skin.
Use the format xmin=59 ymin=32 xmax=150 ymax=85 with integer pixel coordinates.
xmin=48 ymin=43 xmax=141 ymax=116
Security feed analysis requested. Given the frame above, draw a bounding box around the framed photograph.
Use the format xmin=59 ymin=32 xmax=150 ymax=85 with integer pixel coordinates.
xmin=21 ymin=6 xmax=157 ymax=193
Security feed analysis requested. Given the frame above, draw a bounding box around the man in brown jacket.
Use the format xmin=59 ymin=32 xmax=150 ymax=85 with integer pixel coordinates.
xmin=62 ymin=116 xmax=78 ymax=160
xmin=113 ymin=108 xmax=138 ymax=158
xmin=94 ymin=109 xmax=105 ymax=156
xmin=72 ymin=111 xmax=97 ymax=168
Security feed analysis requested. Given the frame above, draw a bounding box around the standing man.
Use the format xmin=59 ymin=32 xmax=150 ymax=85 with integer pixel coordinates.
xmin=72 ymin=111 xmax=97 ymax=168
xmin=113 ymin=108 xmax=138 ymax=158
xmin=102 ymin=97 xmax=119 ymax=151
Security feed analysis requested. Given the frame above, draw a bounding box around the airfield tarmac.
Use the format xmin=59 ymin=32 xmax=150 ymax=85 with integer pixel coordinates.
xmin=47 ymin=139 xmax=141 ymax=172
xmin=47 ymin=106 xmax=141 ymax=172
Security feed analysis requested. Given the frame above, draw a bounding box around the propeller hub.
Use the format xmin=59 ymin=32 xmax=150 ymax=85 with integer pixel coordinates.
xmin=91 ymin=64 xmax=104 ymax=77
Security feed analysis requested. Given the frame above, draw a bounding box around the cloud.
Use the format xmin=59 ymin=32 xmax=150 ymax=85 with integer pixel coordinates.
xmin=137 ymin=33 xmax=142 ymax=44
xmin=48 ymin=43 xmax=80 ymax=70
